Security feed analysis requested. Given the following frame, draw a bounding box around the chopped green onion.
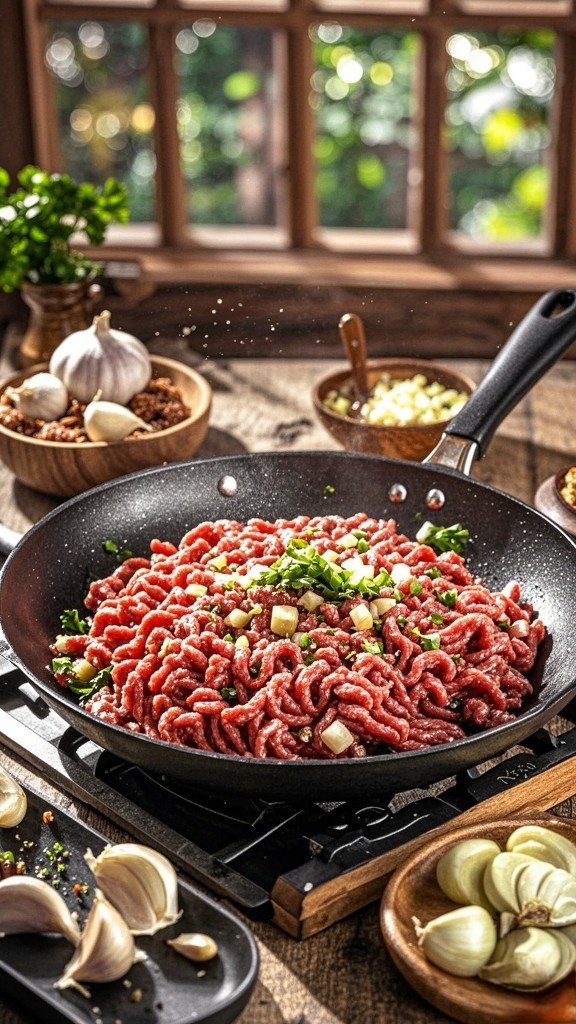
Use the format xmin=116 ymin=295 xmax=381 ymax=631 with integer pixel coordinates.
xmin=411 ymin=628 xmax=441 ymax=651
xmin=221 ymin=687 xmax=237 ymax=702
xmin=362 ymin=639 xmax=384 ymax=655
xmin=496 ymin=620 xmax=510 ymax=631
xmin=323 ymin=484 xmax=335 ymax=495
xmin=223 ymin=633 xmax=234 ymax=643
xmin=357 ymin=539 xmax=370 ymax=554
xmin=437 ymin=589 xmax=458 ymax=608
xmin=409 ymin=580 xmax=423 ymax=596
xmin=397 ymin=615 xmax=407 ymax=627
xmin=352 ymin=530 xmax=368 ymax=539
xmin=452 ymin=654 xmax=462 ymax=664
xmin=424 ymin=567 xmax=442 ymax=580
xmin=298 ymin=633 xmax=312 ymax=649
xmin=430 ymin=612 xmax=444 ymax=625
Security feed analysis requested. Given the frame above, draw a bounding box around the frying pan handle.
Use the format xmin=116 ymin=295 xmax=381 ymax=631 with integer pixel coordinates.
xmin=428 ymin=289 xmax=576 ymax=466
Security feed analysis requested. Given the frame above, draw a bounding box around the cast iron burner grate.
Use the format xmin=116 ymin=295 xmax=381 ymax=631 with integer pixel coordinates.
xmin=1 ymin=658 xmax=576 ymax=937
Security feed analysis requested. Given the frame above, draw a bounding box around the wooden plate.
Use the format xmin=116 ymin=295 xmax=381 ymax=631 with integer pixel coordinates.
xmin=380 ymin=815 xmax=576 ymax=1024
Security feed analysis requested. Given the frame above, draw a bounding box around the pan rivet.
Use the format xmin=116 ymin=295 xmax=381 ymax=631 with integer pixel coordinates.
xmin=389 ymin=483 xmax=407 ymax=503
xmin=218 ymin=475 xmax=238 ymax=497
xmin=426 ymin=488 xmax=445 ymax=510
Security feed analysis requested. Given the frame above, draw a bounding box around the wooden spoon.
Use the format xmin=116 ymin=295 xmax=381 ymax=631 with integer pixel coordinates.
xmin=338 ymin=313 xmax=369 ymax=418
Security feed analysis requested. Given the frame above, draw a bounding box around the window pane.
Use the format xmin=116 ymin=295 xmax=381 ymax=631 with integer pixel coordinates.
xmin=45 ymin=22 xmax=155 ymax=223
xmin=311 ymin=25 xmax=418 ymax=230
xmin=176 ymin=24 xmax=284 ymax=228
xmin=446 ymin=29 xmax=555 ymax=242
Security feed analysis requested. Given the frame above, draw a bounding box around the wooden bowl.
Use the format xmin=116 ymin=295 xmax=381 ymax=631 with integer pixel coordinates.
xmin=0 ymin=355 xmax=212 ymax=498
xmin=381 ymin=815 xmax=576 ymax=1024
xmin=313 ymin=358 xmax=476 ymax=461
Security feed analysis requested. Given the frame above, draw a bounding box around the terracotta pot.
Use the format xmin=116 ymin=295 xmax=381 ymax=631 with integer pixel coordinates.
xmin=19 ymin=279 xmax=102 ymax=366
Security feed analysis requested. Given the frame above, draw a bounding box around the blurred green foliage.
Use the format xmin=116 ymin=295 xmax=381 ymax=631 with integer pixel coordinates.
xmin=0 ymin=166 xmax=128 ymax=291
xmin=45 ymin=20 xmax=554 ymax=241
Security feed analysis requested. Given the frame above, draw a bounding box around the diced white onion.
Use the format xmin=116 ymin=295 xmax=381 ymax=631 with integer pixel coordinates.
xmin=297 ymin=590 xmax=324 ymax=612
xmin=415 ymin=520 xmax=434 ymax=544
xmin=321 ymin=550 xmax=339 ymax=563
xmin=320 ymin=720 xmax=355 ymax=754
xmin=208 ymin=554 xmax=227 ymax=570
xmin=186 ymin=583 xmax=208 ymax=597
xmin=158 ymin=638 xmax=173 ymax=659
xmin=224 ymin=608 xmax=250 ymax=628
xmin=235 ymin=635 xmax=250 ymax=649
xmin=213 ymin=572 xmax=236 ymax=585
xmin=54 ymin=634 xmax=71 ymax=653
xmin=510 ymin=619 xmax=530 ymax=639
xmin=350 ymin=604 xmax=374 ymax=631
xmin=74 ymin=659 xmax=97 ymax=683
xmin=337 ymin=533 xmax=359 ymax=550
xmin=369 ymin=598 xmax=396 ymax=618
xmin=390 ymin=563 xmax=412 ymax=584
xmin=270 ymin=605 xmax=299 ymax=637
xmin=342 ymin=556 xmax=365 ymax=573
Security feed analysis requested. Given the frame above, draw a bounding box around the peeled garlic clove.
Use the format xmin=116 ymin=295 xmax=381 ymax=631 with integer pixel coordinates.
xmin=85 ymin=843 xmax=180 ymax=935
xmin=436 ymin=838 xmax=500 ymax=912
xmin=520 ymin=864 xmax=576 ymax=927
xmin=479 ymin=927 xmax=575 ymax=992
xmin=55 ymin=888 xmax=145 ymax=998
xmin=6 ymin=372 xmax=68 ymax=421
xmin=414 ymin=905 xmax=497 ymax=977
xmin=0 ymin=876 xmax=80 ymax=944
xmin=506 ymin=825 xmax=576 ymax=876
xmin=167 ymin=932 xmax=218 ymax=962
xmin=84 ymin=398 xmax=153 ymax=443
xmin=0 ymin=766 xmax=26 ymax=827
xmin=483 ymin=852 xmax=538 ymax=914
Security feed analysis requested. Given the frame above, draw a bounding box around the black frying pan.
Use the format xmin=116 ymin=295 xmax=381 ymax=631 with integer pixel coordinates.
xmin=1 ymin=290 xmax=576 ymax=802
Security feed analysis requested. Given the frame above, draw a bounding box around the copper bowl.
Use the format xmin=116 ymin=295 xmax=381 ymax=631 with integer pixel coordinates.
xmin=313 ymin=358 xmax=476 ymax=461
xmin=0 ymin=355 xmax=212 ymax=498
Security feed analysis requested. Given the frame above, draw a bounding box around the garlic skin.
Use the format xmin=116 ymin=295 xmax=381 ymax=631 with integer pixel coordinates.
xmin=84 ymin=397 xmax=153 ymax=443
xmin=167 ymin=932 xmax=219 ymax=962
xmin=436 ymin=838 xmax=500 ymax=912
xmin=0 ymin=876 xmax=80 ymax=944
xmin=414 ymin=905 xmax=497 ymax=977
xmin=479 ymin=926 xmax=576 ymax=992
xmin=49 ymin=309 xmax=151 ymax=405
xmin=85 ymin=843 xmax=181 ymax=935
xmin=55 ymin=888 xmax=145 ymax=998
xmin=506 ymin=825 xmax=576 ymax=876
xmin=6 ymin=373 xmax=68 ymax=421
xmin=0 ymin=765 xmax=26 ymax=827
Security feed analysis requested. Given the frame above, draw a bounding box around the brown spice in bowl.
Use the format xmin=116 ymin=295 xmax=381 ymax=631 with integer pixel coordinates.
xmin=0 ymin=377 xmax=190 ymax=444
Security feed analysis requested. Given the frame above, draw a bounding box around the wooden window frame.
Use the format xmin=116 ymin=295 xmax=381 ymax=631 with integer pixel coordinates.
xmin=16 ymin=0 xmax=576 ymax=291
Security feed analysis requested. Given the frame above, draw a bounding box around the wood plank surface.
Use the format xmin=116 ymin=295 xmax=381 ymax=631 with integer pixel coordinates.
xmin=0 ymin=340 xmax=575 ymax=1024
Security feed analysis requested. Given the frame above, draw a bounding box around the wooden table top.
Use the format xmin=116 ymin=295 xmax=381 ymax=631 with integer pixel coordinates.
xmin=0 ymin=334 xmax=575 ymax=1024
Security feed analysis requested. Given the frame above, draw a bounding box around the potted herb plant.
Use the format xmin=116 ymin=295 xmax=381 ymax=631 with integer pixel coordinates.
xmin=0 ymin=166 xmax=129 ymax=365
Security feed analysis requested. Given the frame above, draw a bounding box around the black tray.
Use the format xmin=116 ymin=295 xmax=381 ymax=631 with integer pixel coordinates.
xmin=0 ymin=779 xmax=259 ymax=1024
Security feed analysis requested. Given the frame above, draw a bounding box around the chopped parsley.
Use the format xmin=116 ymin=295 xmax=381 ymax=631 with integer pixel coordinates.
xmin=102 ymin=539 xmax=134 ymax=564
xmin=60 ymin=609 xmax=89 ymax=635
xmin=410 ymin=628 xmax=441 ymax=651
xmin=437 ymin=589 xmax=458 ymax=609
xmin=362 ymin=639 xmax=384 ymax=656
xmin=417 ymin=522 xmax=469 ymax=555
xmin=51 ymin=658 xmax=112 ymax=703
xmin=249 ymin=539 xmax=393 ymax=603
xmin=221 ymin=687 xmax=237 ymax=702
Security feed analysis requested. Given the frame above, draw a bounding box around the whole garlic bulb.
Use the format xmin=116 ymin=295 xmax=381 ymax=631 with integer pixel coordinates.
xmin=84 ymin=395 xmax=153 ymax=443
xmin=49 ymin=310 xmax=151 ymax=405
xmin=6 ymin=373 xmax=68 ymax=421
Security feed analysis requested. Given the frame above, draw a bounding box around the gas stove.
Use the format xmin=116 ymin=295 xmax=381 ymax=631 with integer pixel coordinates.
xmin=1 ymin=658 xmax=575 ymax=938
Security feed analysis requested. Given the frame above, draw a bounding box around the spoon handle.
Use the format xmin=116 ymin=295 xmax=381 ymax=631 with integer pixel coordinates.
xmin=338 ymin=313 xmax=369 ymax=403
